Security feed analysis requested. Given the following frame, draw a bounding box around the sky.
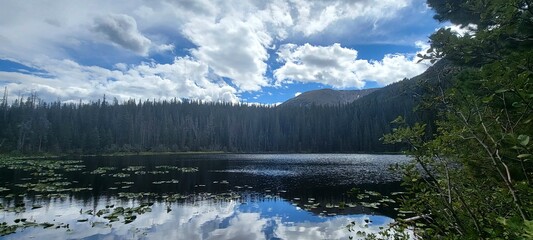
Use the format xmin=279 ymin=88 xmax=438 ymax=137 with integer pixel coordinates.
xmin=0 ymin=0 xmax=446 ymax=105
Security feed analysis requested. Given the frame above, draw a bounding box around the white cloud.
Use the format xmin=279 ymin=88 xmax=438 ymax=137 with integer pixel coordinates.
xmin=445 ymin=23 xmax=478 ymax=37
xmin=183 ymin=16 xmax=271 ymax=91
xmin=155 ymin=43 xmax=175 ymax=53
xmin=274 ymin=215 xmax=395 ymax=240
xmin=93 ymin=14 xmax=152 ymax=55
xmin=275 ymin=43 xmax=364 ymax=88
xmin=294 ymin=92 xmax=301 ymax=97
xmin=274 ymin=43 xmax=431 ymax=88
xmin=1 ymin=57 xmax=239 ymax=103
xmin=206 ymin=212 xmax=267 ymax=240
xmin=288 ymin=0 xmax=412 ymax=36
xmin=166 ymin=0 xmax=217 ymax=16
xmin=0 ymin=1 xmax=175 ymax=61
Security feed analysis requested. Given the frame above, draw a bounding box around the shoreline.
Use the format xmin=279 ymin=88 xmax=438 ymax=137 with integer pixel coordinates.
xmin=0 ymin=151 xmax=406 ymax=160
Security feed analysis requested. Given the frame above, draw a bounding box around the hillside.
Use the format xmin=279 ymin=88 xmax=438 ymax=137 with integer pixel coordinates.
xmin=281 ymin=88 xmax=377 ymax=107
xmin=344 ymin=59 xmax=459 ymax=150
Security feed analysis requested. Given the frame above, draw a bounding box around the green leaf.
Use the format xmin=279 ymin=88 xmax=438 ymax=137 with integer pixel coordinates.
xmin=495 ymin=89 xmax=509 ymax=93
xmin=517 ymin=154 xmax=531 ymax=159
xmin=518 ymin=135 xmax=530 ymax=146
xmin=513 ymin=102 xmax=523 ymax=108
xmin=481 ymin=95 xmax=494 ymax=103
xmin=524 ymin=220 xmax=533 ymax=238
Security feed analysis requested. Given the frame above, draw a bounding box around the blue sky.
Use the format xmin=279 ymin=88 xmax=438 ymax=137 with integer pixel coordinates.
xmin=0 ymin=0 xmax=444 ymax=104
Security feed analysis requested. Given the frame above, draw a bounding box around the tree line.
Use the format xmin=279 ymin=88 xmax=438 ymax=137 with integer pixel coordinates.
xmin=0 ymin=84 xmax=430 ymax=154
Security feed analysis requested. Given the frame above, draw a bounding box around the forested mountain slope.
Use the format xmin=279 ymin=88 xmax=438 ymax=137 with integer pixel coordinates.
xmin=349 ymin=59 xmax=459 ymax=146
xmin=281 ymin=88 xmax=377 ymax=107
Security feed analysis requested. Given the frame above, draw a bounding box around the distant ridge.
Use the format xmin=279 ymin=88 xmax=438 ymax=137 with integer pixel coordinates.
xmin=281 ymin=88 xmax=378 ymax=107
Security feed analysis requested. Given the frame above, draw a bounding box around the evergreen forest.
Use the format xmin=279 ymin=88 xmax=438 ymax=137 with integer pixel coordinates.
xmin=0 ymin=85 xmax=422 ymax=154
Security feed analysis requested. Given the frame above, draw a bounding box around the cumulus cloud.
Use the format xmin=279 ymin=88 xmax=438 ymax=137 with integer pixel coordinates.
xmin=94 ymin=14 xmax=152 ymax=55
xmin=165 ymin=0 xmax=217 ymax=16
xmin=183 ymin=16 xmax=271 ymax=91
xmin=275 ymin=43 xmax=364 ymax=88
xmin=274 ymin=43 xmax=431 ymax=88
xmin=1 ymin=57 xmax=238 ymax=103
xmin=154 ymin=43 xmax=175 ymax=53
xmin=288 ymin=0 xmax=412 ymax=36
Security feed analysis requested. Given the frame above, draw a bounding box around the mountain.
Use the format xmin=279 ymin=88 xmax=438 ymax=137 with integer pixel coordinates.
xmin=281 ymin=88 xmax=378 ymax=107
xmin=350 ymin=59 xmax=458 ymax=112
xmin=343 ymin=59 xmax=460 ymax=150
xmin=274 ymin=59 xmax=459 ymax=151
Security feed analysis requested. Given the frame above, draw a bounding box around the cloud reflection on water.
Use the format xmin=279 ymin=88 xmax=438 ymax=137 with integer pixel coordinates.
xmin=1 ymin=197 xmax=396 ymax=240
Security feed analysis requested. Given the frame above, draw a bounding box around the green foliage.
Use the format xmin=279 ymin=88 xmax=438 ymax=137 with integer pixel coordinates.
xmin=383 ymin=0 xmax=533 ymax=238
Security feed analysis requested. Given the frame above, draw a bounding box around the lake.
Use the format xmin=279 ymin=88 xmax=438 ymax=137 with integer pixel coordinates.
xmin=0 ymin=154 xmax=411 ymax=239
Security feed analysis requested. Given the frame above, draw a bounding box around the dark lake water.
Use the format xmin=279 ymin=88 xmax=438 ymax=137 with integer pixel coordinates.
xmin=0 ymin=154 xmax=411 ymax=239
